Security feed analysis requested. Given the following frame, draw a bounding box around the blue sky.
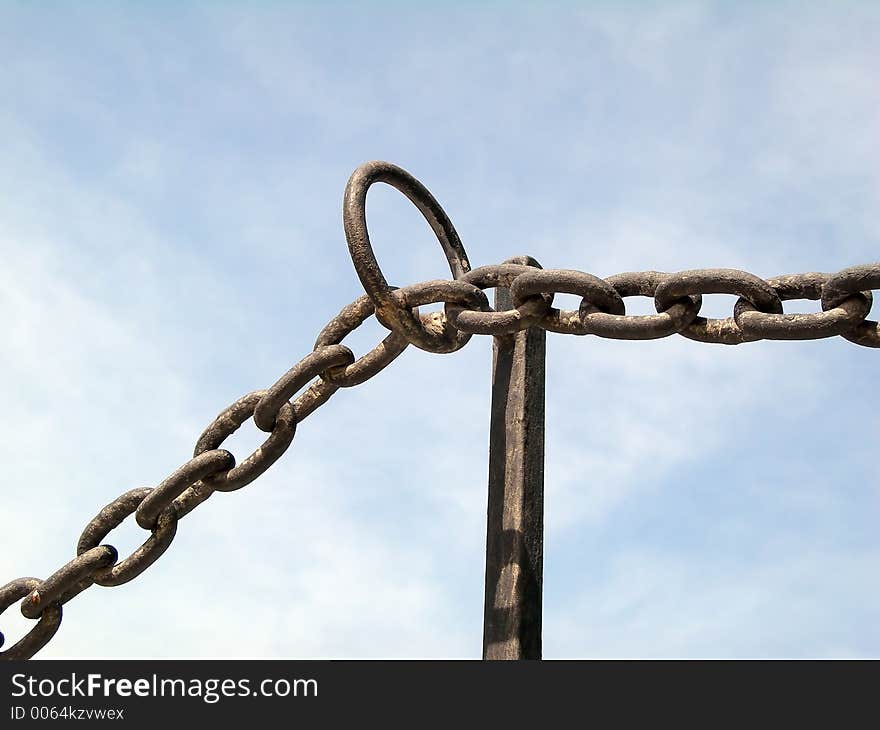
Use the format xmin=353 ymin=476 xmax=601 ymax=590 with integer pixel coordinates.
xmin=1 ymin=1 xmax=878 ymax=658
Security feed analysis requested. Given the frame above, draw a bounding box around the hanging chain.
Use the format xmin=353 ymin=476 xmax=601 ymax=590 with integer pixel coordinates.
xmin=2 ymin=160 xmax=877 ymax=659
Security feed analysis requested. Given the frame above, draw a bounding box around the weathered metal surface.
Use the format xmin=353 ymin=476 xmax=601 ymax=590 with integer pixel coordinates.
xmin=483 ymin=256 xmax=545 ymax=661
xmin=654 ymin=268 xmax=784 ymax=345
xmin=511 ymin=268 xmax=624 ymax=336
xmin=136 ymin=449 xmax=234 ymax=529
xmin=78 ymin=489 xmax=178 ymax=587
xmin=314 ymin=293 xmax=409 ymax=387
xmin=0 ymin=578 xmax=62 ymax=659
xmin=194 ymin=391 xmax=297 ymax=493
xmin=20 ymin=546 xmax=117 ymax=619
xmin=448 ymin=264 xmax=553 ymax=334
xmin=735 ymin=272 xmax=872 ymax=341
xmin=822 ymin=264 xmax=880 ymax=347
xmin=255 ymin=345 xmax=354 ymax=430
xmin=344 ymin=160 xmax=472 ymax=353
xmin=1 ymin=160 xmax=878 ymax=659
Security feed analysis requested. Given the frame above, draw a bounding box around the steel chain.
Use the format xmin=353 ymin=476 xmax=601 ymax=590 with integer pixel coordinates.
xmin=2 ymin=160 xmax=877 ymax=659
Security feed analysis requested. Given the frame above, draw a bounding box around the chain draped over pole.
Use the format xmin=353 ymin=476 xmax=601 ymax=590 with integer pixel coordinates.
xmin=1 ymin=160 xmax=879 ymax=660
xmin=484 ymin=256 xmax=546 ymax=660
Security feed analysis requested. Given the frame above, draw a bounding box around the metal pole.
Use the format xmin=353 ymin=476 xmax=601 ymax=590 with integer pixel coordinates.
xmin=482 ymin=256 xmax=546 ymax=660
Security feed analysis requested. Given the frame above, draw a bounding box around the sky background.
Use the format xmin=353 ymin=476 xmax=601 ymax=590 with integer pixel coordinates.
xmin=1 ymin=1 xmax=878 ymax=658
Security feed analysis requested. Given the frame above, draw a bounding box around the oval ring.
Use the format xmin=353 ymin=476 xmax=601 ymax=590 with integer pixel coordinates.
xmin=734 ymin=272 xmax=873 ymax=341
xmin=510 ymin=268 xmax=627 ymax=336
xmin=194 ymin=391 xmax=296 ymax=492
xmin=21 ymin=546 xmax=117 ymax=619
xmin=562 ymin=271 xmax=701 ymax=339
xmin=654 ymin=269 xmax=783 ymax=345
xmin=255 ymin=345 xmax=354 ymax=431
xmin=0 ymin=578 xmax=62 ymax=659
xmin=78 ymin=488 xmax=178 ymax=587
xmin=314 ymin=295 xmax=410 ymax=387
xmin=821 ymin=263 xmax=880 ymax=347
xmin=136 ymin=449 xmax=234 ymax=530
xmin=344 ymin=160 xmax=472 ymax=353
xmin=446 ymin=263 xmax=553 ymax=335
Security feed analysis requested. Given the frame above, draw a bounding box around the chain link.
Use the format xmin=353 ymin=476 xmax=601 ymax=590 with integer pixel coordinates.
xmin=3 ymin=159 xmax=878 ymax=659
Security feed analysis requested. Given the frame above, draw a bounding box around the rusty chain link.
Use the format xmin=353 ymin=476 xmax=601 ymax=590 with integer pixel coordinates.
xmin=2 ymin=160 xmax=878 ymax=659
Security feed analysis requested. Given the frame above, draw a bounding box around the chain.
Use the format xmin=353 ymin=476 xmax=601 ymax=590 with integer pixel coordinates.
xmin=2 ymin=161 xmax=878 ymax=660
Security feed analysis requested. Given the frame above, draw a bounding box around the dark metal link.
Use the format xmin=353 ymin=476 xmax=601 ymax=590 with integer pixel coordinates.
xmin=194 ymin=391 xmax=296 ymax=492
xmin=255 ymin=345 xmax=354 ymax=431
xmin=822 ymin=263 xmax=880 ymax=348
xmin=135 ymin=450 xmax=234 ymax=530
xmin=290 ymin=377 xmax=339 ymax=422
xmin=314 ymin=294 xmax=410 ymax=387
xmin=654 ymin=269 xmax=783 ymax=345
xmin=344 ymin=160 xmax=472 ymax=353
xmin=510 ymin=268 xmax=625 ymax=336
xmin=839 ymin=319 xmax=880 ymax=348
xmin=171 ymin=482 xmax=214 ymax=522
xmin=20 ymin=546 xmax=117 ymax=619
xmin=0 ymin=578 xmax=62 ymax=659
xmin=580 ymin=271 xmax=702 ymax=340
xmin=822 ymin=263 xmax=880 ymax=306
xmin=734 ymin=272 xmax=873 ymax=341
xmin=446 ymin=263 xmax=553 ymax=335
xmin=78 ymin=488 xmax=178 ymax=587
xmin=173 ymin=379 xmax=341 ymax=521
xmin=392 ymin=278 xmax=490 ymax=344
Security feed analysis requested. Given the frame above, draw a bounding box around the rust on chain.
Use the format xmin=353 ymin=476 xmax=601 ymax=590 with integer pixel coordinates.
xmin=194 ymin=391 xmax=296 ymax=492
xmin=136 ymin=449 xmax=234 ymax=530
xmin=2 ymin=159 xmax=879 ymax=661
xmin=0 ymin=578 xmax=62 ymax=660
xmin=579 ymin=271 xmax=701 ymax=340
xmin=510 ymin=268 xmax=624 ymax=336
xmin=735 ymin=272 xmax=873 ymax=341
xmin=314 ymin=294 xmax=410 ymax=386
xmin=254 ymin=345 xmax=354 ymax=431
xmin=392 ymin=278 xmax=490 ymax=344
xmin=654 ymin=268 xmax=783 ymax=345
xmin=21 ymin=546 xmax=117 ymax=619
xmin=822 ymin=264 xmax=880 ymax=347
xmin=78 ymin=488 xmax=178 ymax=587
xmin=290 ymin=377 xmax=340 ymax=421
xmin=446 ymin=264 xmax=553 ymax=335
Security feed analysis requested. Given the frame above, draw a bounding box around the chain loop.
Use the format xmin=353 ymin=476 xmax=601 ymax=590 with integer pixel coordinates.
xmin=579 ymin=271 xmax=702 ymax=340
xmin=822 ymin=264 xmax=880 ymax=348
xmin=344 ymin=160 xmax=472 ymax=353
xmin=393 ymin=278 xmax=490 ymax=344
xmin=20 ymin=546 xmax=117 ymax=619
xmin=314 ymin=294 xmax=410 ymax=387
xmin=446 ymin=264 xmax=553 ymax=335
xmin=78 ymin=488 xmax=178 ymax=587
xmin=255 ymin=346 xmax=354 ymax=432
xmin=654 ymin=269 xmax=783 ymax=345
xmin=0 ymin=578 xmax=62 ymax=659
xmin=510 ymin=268 xmax=625 ymax=336
xmin=734 ymin=272 xmax=873 ymax=341
xmin=194 ymin=391 xmax=296 ymax=492
xmin=136 ymin=450 xmax=234 ymax=530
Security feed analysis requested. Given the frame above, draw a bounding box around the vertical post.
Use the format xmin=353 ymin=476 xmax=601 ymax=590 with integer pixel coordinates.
xmin=482 ymin=256 xmax=546 ymax=660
